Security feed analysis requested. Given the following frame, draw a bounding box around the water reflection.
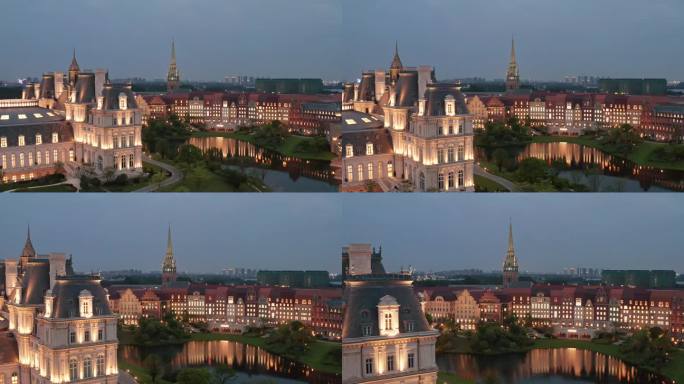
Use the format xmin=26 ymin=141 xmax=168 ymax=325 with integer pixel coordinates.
xmin=437 ymin=349 xmax=672 ymax=384
xmin=480 ymin=142 xmax=684 ymax=191
xmin=189 ymin=136 xmax=338 ymax=192
xmin=119 ymin=341 xmax=340 ymax=384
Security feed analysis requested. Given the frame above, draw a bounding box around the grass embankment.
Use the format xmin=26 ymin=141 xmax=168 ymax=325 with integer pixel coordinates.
xmin=189 ymin=333 xmax=341 ymax=374
xmin=14 ymin=183 xmax=77 ymax=192
xmin=157 ymin=161 xmax=267 ymax=192
xmin=532 ymin=135 xmax=684 ymax=171
xmin=118 ymin=360 xmax=173 ymax=384
xmin=532 ymin=339 xmax=684 ymax=383
xmin=474 ymin=174 xmax=509 ymax=192
xmin=193 ymin=131 xmax=336 ymax=161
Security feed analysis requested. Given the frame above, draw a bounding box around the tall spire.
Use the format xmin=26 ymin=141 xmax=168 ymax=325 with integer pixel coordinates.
xmin=166 ymin=224 xmax=174 ymax=255
xmin=69 ymin=48 xmax=79 ymax=71
xmin=162 ymin=224 xmax=177 ymax=286
xmin=21 ymin=224 xmax=36 ymax=259
xmin=167 ymin=39 xmax=180 ymax=93
xmin=390 ymin=40 xmax=403 ymax=70
xmin=503 ymin=219 xmax=518 ymax=271
xmin=505 ymin=36 xmax=520 ymax=91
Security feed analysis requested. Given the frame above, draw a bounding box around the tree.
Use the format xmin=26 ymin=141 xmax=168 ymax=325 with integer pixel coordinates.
xmin=211 ymin=364 xmax=235 ymax=384
xmin=265 ymin=321 xmax=315 ymax=358
xmin=143 ymin=355 xmax=165 ymax=384
xmin=516 ymin=158 xmax=547 ymax=183
xmin=619 ymin=327 xmax=675 ymax=372
xmin=177 ymin=368 xmax=212 ymax=384
xmin=491 ymin=148 xmax=509 ymax=172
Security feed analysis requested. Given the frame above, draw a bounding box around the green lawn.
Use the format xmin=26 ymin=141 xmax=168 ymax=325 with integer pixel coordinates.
xmin=118 ymin=359 xmax=172 ymax=384
xmin=158 ymin=163 xmax=265 ymax=192
xmin=532 ymin=135 xmax=684 ymax=171
xmin=532 ymin=339 xmax=684 ymax=383
xmin=189 ymin=333 xmax=341 ymax=374
xmin=103 ymin=162 xmax=170 ymax=192
xmin=437 ymin=371 xmax=475 ymax=384
xmin=14 ymin=183 xmax=76 ymax=192
xmin=474 ymin=174 xmax=509 ymax=192
xmin=193 ymin=131 xmax=336 ymax=161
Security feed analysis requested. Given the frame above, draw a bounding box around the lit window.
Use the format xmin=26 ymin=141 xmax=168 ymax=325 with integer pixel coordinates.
xmin=52 ymin=133 xmax=59 ymax=143
xmin=345 ymin=144 xmax=353 ymax=158
xmin=18 ymin=135 xmax=25 ymax=146
xmin=366 ymin=143 xmax=373 ymax=155
xmin=96 ymin=355 xmax=105 ymax=376
xmin=35 ymin=134 xmax=42 ymax=145
xmin=0 ymin=137 xmax=6 ymax=147
xmin=11 ymin=373 xmax=18 ymax=384
xmin=33 ymin=113 xmax=43 ymax=118
xmin=387 ymin=162 xmax=393 ymax=177
xmin=345 ymin=119 xmax=357 ymax=125
xmin=346 ymin=165 xmax=353 ymax=181
xmin=0 ymin=115 xmax=9 ymax=120
xmin=83 ymin=357 xmax=92 ymax=378
xmin=18 ymin=114 xmax=27 ymax=120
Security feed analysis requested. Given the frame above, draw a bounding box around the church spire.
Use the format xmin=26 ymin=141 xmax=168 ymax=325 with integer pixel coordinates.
xmin=167 ymin=39 xmax=180 ymax=93
xmin=505 ymin=37 xmax=520 ymax=91
xmin=390 ymin=40 xmax=403 ymax=70
xmin=162 ymin=224 xmax=177 ymax=286
xmin=503 ymin=219 xmax=519 ymax=288
xmin=21 ymin=224 xmax=36 ymax=260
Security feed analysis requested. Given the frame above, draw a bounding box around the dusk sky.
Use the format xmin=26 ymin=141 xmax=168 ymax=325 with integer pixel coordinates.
xmin=1 ymin=0 xmax=682 ymax=82
xmin=0 ymin=194 xmax=682 ymax=274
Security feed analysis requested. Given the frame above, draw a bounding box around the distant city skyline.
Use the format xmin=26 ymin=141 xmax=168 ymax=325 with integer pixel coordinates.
xmin=1 ymin=1 xmax=682 ymax=82
xmin=0 ymin=194 xmax=682 ymax=274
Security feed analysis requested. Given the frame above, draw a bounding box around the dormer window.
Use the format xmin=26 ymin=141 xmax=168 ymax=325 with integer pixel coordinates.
xmin=97 ymin=96 xmax=104 ymax=110
xmin=0 ymin=137 xmax=6 ymax=148
xmin=345 ymin=144 xmax=354 ymax=158
xmin=377 ymin=295 xmax=400 ymax=337
xmin=35 ymin=134 xmax=42 ymax=145
xmin=79 ymin=289 xmax=94 ymax=318
xmin=119 ymin=93 xmax=128 ymax=110
xmin=18 ymin=135 xmax=25 ymax=146
xmin=445 ymin=95 xmax=456 ymax=116
xmin=366 ymin=143 xmax=374 ymax=156
xmin=44 ymin=290 xmax=54 ymax=318
xmin=52 ymin=132 xmax=59 ymax=143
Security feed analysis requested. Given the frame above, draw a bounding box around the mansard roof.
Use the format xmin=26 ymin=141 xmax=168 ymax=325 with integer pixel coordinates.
xmin=0 ymin=332 xmax=19 ymax=364
xmin=424 ymin=83 xmax=468 ymax=116
xmin=101 ymin=84 xmax=138 ymax=111
xmin=343 ymin=278 xmax=431 ymax=339
xmin=357 ymin=72 xmax=375 ymax=102
xmin=340 ymin=128 xmax=393 ymax=158
xmin=20 ymin=259 xmax=51 ymax=305
xmin=394 ymin=70 xmax=418 ymax=107
xmin=50 ymin=275 xmax=112 ymax=319
xmin=74 ymin=72 xmax=96 ymax=104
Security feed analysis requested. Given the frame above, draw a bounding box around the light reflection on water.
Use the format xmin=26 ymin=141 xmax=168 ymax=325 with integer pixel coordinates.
xmin=119 ymin=340 xmax=340 ymax=384
xmin=437 ymin=348 xmax=672 ymax=384
xmin=188 ymin=136 xmax=338 ymax=192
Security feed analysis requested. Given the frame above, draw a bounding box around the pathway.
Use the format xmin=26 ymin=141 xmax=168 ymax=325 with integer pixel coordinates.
xmin=134 ymin=156 xmax=183 ymax=192
xmin=118 ymin=370 xmax=138 ymax=384
xmin=474 ymin=164 xmax=517 ymax=192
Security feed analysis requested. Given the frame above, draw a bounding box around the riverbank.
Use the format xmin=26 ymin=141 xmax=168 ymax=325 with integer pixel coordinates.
xmin=192 ymin=131 xmax=336 ymax=161
xmin=531 ymin=338 xmax=684 ymax=382
xmin=532 ymin=135 xmax=684 ymax=171
xmin=189 ymin=333 xmax=341 ymax=374
xmin=153 ymin=158 xmax=268 ymax=192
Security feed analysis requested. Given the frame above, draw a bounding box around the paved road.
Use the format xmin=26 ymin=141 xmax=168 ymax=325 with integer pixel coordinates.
xmin=474 ymin=164 xmax=516 ymax=192
xmin=135 ymin=156 xmax=183 ymax=192
xmin=118 ymin=370 xmax=138 ymax=384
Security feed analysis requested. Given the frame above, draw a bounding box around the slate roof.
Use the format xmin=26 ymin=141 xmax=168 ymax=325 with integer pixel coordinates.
xmin=20 ymin=259 xmax=51 ymax=305
xmin=394 ymin=70 xmax=418 ymax=107
xmin=424 ymin=83 xmax=468 ymax=116
xmin=340 ymin=128 xmax=393 ymax=158
xmin=0 ymin=332 xmax=18 ymax=365
xmin=74 ymin=72 xmax=96 ymax=104
xmin=358 ymin=72 xmax=375 ymax=102
xmin=343 ymin=278 xmax=432 ymax=339
xmin=101 ymin=84 xmax=138 ymax=110
xmin=50 ymin=275 xmax=112 ymax=319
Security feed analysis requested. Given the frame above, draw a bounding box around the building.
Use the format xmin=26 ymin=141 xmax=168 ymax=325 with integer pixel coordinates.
xmin=598 ymin=78 xmax=667 ymax=95
xmin=0 ymin=52 xmax=144 ymax=184
xmin=1 ymin=230 xmax=119 ymax=384
xmin=255 ymin=79 xmax=323 ymax=94
xmin=340 ymin=44 xmax=475 ymax=192
xmin=502 ymin=221 xmax=519 ymax=288
xmin=167 ymin=40 xmax=180 ymax=93
xmin=601 ymin=270 xmax=677 ymax=289
xmin=161 ymin=226 xmax=177 ymax=287
xmin=256 ymin=270 xmax=330 ymax=288
xmin=505 ymin=38 xmax=520 ymax=92
xmin=342 ymin=245 xmax=438 ymax=383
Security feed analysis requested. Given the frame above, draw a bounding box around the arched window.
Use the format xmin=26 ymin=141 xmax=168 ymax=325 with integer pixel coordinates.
xmin=448 ymin=172 xmax=455 ymax=189
xmin=96 ymin=355 xmax=105 ymax=377
xmin=357 ymin=164 xmax=363 ymax=182
xmin=458 ymin=170 xmax=464 ymax=188
xmin=419 ymin=172 xmax=425 ymax=191
xmin=69 ymin=359 xmax=78 ymax=381
xmin=367 ymin=163 xmax=373 ymax=180
xmin=129 ymin=154 xmax=134 ymax=168
xmin=83 ymin=357 xmax=93 ymax=378
xmin=448 ymin=146 xmax=455 ymax=163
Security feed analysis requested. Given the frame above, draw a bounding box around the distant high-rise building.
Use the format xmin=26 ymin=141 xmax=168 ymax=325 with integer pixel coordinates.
xmin=167 ymin=40 xmax=180 ymax=93
xmin=161 ymin=225 xmax=177 ymax=286
xmin=505 ymin=37 xmax=520 ymax=91
xmin=502 ymin=220 xmax=519 ymax=288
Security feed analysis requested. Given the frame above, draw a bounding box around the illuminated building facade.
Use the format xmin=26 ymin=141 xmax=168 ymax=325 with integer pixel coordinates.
xmin=342 ymin=244 xmax=438 ymax=384
xmin=0 ymin=52 xmax=143 ymax=184
xmin=1 ymin=231 xmax=118 ymax=384
xmin=341 ymin=45 xmax=475 ymax=192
